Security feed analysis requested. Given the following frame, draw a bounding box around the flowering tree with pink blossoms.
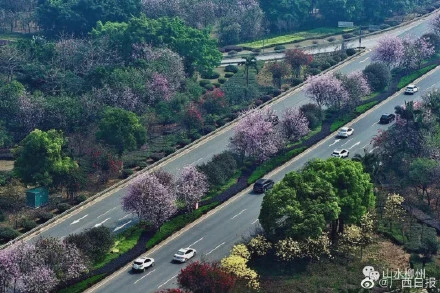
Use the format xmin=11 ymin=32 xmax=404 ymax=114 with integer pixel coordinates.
xmin=305 ymin=74 xmax=349 ymax=110
xmin=400 ymin=36 xmax=435 ymax=70
xmin=280 ymin=107 xmax=310 ymax=141
xmin=229 ymin=108 xmax=284 ymax=162
xmin=431 ymin=12 xmax=440 ymax=37
xmin=372 ymin=36 xmax=405 ymax=68
xmin=176 ymin=165 xmax=209 ymax=211
xmin=146 ymin=73 xmax=173 ymax=102
xmin=122 ymin=173 xmax=177 ymax=229
xmin=0 ymin=248 xmax=19 ymax=292
xmin=338 ymin=71 xmax=371 ymax=108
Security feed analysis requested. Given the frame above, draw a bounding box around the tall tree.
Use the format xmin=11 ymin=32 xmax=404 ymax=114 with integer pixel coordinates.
xmin=266 ymin=61 xmax=290 ymax=89
xmin=13 ymin=129 xmax=78 ymax=187
xmin=96 ymin=107 xmax=147 ymax=157
xmin=229 ymin=108 xmax=283 ymax=162
xmin=241 ymin=56 xmax=258 ymax=87
xmin=176 ymin=165 xmax=209 ymax=211
xmin=284 ymin=49 xmax=313 ymax=78
xmin=305 ymin=73 xmax=349 ymax=109
xmin=280 ymin=107 xmax=310 ymax=141
xmin=122 ymin=173 xmax=176 ymax=229
xmin=372 ymin=36 xmax=404 ymax=68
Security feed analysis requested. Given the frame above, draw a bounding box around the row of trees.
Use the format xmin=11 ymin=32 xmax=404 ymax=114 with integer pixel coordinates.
xmin=229 ymin=107 xmax=310 ymax=162
xmin=121 ymin=166 xmax=208 ymax=229
xmin=0 ymin=237 xmax=89 ymax=293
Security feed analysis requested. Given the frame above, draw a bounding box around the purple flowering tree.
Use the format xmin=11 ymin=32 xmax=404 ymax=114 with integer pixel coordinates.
xmin=229 ymin=108 xmax=284 ymax=162
xmin=280 ymin=107 xmax=310 ymax=141
xmin=122 ymin=173 xmax=177 ymax=229
xmin=0 ymin=248 xmax=19 ymax=291
xmin=304 ymin=74 xmax=349 ymax=109
xmin=431 ymin=12 xmax=440 ymax=37
xmin=19 ymin=266 xmax=58 ymax=293
xmin=372 ymin=36 xmax=404 ymax=68
xmin=400 ymin=36 xmax=435 ymax=70
xmin=176 ymin=165 xmax=209 ymax=211
xmin=339 ymin=71 xmax=371 ymax=108
xmin=146 ymin=73 xmax=173 ymax=102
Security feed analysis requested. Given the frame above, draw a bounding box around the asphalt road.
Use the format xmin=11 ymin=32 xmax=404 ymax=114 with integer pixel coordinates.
xmin=26 ymin=13 xmax=434 ymax=244
xmin=91 ymin=53 xmax=440 ymax=293
xmin=86 ymin=18 xmax=439 ymax=293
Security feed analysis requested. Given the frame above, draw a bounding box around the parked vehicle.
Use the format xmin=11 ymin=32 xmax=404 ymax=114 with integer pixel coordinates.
xmin=337 ymin=127 xmax=354 ymax=138
xmin=173 ymin=248 xmax=196 ymax=263
xmin=331 ymin=149 xmax=349 ymax=158
xmin=379 ymin=113 xmax=396 ymax=124
xmin=404 ymin=84 xmax=418 ymax=94
xmin=253 ymin=178 xmax=275 ymax=193
xmin=132 ymin=257 xmax=154 ymax=272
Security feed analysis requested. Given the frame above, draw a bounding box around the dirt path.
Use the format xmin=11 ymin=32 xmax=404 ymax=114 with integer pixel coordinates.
xmin=0 ymin=160 xmax=13 ymax=171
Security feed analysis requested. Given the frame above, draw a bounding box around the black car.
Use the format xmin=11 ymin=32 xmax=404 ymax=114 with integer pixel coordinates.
xmin=379 ymin=113 xmax=396 ymax=124
xmin=253 ymin=178 xmax=275 ymax=193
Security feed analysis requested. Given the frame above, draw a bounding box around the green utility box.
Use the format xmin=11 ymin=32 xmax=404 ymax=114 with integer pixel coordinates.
xmin=26 ymin=187 xmax=49 ymax=208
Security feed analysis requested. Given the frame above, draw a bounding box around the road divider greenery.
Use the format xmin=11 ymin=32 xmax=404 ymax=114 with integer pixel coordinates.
xmin=397 ymin=64 xmax=437 ymax=89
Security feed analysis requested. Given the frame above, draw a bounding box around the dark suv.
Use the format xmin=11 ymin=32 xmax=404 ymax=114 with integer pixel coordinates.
xmin=379 ymin=113 xmax=396 ymax=124
xmin=253 ymin=178 xmax=275 ymax=193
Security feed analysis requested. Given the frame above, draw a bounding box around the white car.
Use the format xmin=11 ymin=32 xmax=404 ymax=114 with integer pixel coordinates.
xmin=331 ymin=149 xmax=349 ymax=158
xmin=132 ymin=257 xmax=154 ymax=272
xmin=405 ymin=84 xmax=418 ymax=94
xmin=337 ymin=127 xmax=354 ymax=138
xmin=173 ymin=248 xmax=196 ymax=263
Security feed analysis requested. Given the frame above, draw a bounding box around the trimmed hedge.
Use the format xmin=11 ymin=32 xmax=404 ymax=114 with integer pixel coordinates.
xmin=224 ymin=65 xmax=239 ymax=73
xmin=274 ymin=45 xmax=286 ymax=51
xmin=224 ymin=73 xmax=234 ymax=78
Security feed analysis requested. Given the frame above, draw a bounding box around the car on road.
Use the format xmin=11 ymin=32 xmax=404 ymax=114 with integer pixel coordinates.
xmin=379 ymin=113 xmax=396 ymax=124
xmin=331 ymin=149 xmax=349 ymax=158
xmin=132 ymin=257 xmax=154 ymax=272
xmin=253 ymin=178 xmax=275 ymax=193
xmin=404 ymin=84 xmax=418 ymax=94
xmin=337 ymin=127 xmax=354 ymax=138
xmin=173 ymin=248 xmax=196 ymax=263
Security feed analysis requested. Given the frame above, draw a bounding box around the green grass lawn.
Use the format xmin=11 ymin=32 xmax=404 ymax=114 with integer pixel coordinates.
xmin=239 ymin=27 xmax=354 ymax=49
xmin=397 ymin=64 xmax=437 ymax=89
xmin=58 ymin=274 xmax=106 ymax=293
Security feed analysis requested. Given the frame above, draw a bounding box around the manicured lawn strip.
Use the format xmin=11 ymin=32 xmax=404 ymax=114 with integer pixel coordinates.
xmin=203 ymin=171 xmax=242 ymax=201
xmin=397 ymin=64 xmax=437 ymax=89
xmin=94 ymin=225 xmax=143 ymax=269
xmin=247 ymin=147 xmax=307 ymax=184
xmin=330 ymin=112 xmax=357 ymax=132
xmin=289 ymin=126 xmax=322 ymax=148
xmin=355 ymin=100 xmax=379 ymax=114
xmin=239 ymin=27 xmax=354 ymax=48
xmin=58 ymin=274 xmax=106 ymax=293
xmin=146 ymin=202 xmax=219 ymax=250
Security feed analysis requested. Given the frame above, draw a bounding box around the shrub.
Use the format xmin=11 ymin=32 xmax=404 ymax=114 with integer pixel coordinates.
xmin=198 ymin=151 xmax=238 ymax=187
xmin=204 ymin=84 xmax=215 ymax=91
xmin=178 ymin=137 xmax=192 ymax=146
xmin=212 ymin=82 xmax=221 ymax=88
xmin=363 ymin=62 xmax=391 ymax=91
xmin=189 ymin=131 xmax=202 ymax=140
xmin=202 ymin=124 xmax=216 ymax=134
xmin=163 ymin=146 xmax=176 ymax=156
xmin=0 ymin=210 xmax=4 ymax=222
xmin=0 ymin=227 xmax=20 ymax=243
xmin=312 ymin=40 xmax=319 ymax=45
xmin=138 ymin=162 xmax=147 ymax=168
xmin=271 ymin=88 xmax=282 ymax=97
xmin=201 ymin=71 xmax=220 ymax=79
xmin=320 ymin=61 xmax=331 ymax=70
xmin=300 ymin=103 xmax=323 ymax=130
xmin=327 ymin=37 xmax=336 ymax=42
xmin=346 ymin=48 xmax=357 ymax=56
xmin=150 ymin=152 xmax=165 ymax=161
xmin=120 ymin=168 xmax=134 ymax=179
xmin=261 ymin=95 xmax=272 ymax=102
xmin=290 ymin=77 xmax=304 ymax=86
xmin=225 ymin=73 xmax=234 ymax=78
xmin=339 ymin=52 xmax=348 ymax=60
xmin=21 ymin=219 xmax=37 ymax=231
xmin=224 ymin=65 xmax=239 ymax=73
xmin=227 ymin=50 xmax=237 ymax=56
xmin=57 ymin=203 xmax=72 ymax=213
xmin=252 ymin=48 xmax=261 ymax=53
xmin=380 ymin=24 xmax=391 ymax=30
xmin=306 ymin=67 xmax=321 ymax=76
xmin=218 ymin=77 xmax=227 ymax=84
xmin=254 ymin=99 xmax=263 ymax=106
xmin=75 ymin=194 xmax=88 ymax=204
xmin=342 ymin=33 xmax=355 ymax=39
xmin=309 ymin=60 xmax=321 ymax=68
xmin=223 ymin=45 xmax=243 ymax=52
xmin=274 ymin=45 xmax=286 ymax=51
xmin=332 ymin=55 xmax=342 ymax=62
xmin=37 ymin=211 xmax=54 ymax=223
xmin=328 ymin=58 xmax=338 ymax=66
xmin=199 ymin=79 xmax=211 ymax=87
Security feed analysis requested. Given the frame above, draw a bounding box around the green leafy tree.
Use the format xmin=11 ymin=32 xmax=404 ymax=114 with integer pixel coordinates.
xmin=96 ymin=107 xmax=146 ymax=156
xmin=91 ymin=15 xmax=222 ymax=75
xmin=363 ymin=62 xmax=391 ymax=92
xmin=13 ymin=129 xmax=78 ymax=187
xmin=408 ymin=158 xmax=439 ymax=206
